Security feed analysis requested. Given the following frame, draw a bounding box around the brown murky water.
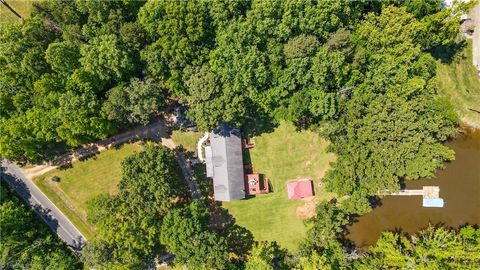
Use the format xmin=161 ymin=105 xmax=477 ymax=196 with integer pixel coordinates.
xmin=347 ymin=129 xmax=480 ymax=248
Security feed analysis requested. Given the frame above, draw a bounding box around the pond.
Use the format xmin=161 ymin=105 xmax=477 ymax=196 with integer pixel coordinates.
xmin=347 ymin=129 xmax=480 ymax=248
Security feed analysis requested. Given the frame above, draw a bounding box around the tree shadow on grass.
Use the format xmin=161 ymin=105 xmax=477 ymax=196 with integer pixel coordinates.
xmin=57 ymin=163 xmax=73 ymax=171
xmin=241 ymin=102 xmax=278 ymax=137
xmin=242 ymin=148 xmax=252 ymax=165
xmin=172 ymin=147 xmax=198 ymax=202
xmin=430 ymin=41 xmax=466 ymax=64
xmin=209 ymin=202 xmax=254 ymax=261
xmin=191 ymin=162 xmax=214 ymax=199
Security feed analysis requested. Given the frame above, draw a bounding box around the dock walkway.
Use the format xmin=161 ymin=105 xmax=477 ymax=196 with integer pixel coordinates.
xmin=379 ymin=186 xmax=444 ymax=207
xmin=390 ymin=186 xmax=440 ymax=199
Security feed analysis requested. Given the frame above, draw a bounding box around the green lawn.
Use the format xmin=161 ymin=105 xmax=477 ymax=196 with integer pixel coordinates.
xmin=436 ymin=42 xmax=480 ymax=129
xmin=222 ymin=122 xmax=336 ymax=251
xmin=171 ymin=130 xmax=204 ymax=153
xmin=34 ymin=143 xmax=143 ymax=239
xmin=0 ymin=0 xmax=38 ymax=23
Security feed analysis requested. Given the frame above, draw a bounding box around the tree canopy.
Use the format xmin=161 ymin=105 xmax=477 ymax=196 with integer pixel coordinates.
xmin=323 ymin=6 xmax=458 ymax=213
xmin=102 ymin=78 xmax=164 ymax=125
xmin=0 ymin=182 xmax=82 ymax=269
xmin=84 ymin=145 xmax=185 ymax=268
xmin=356 ymin=226 xmax=480 ymax=269
xmin=80 ymin=34 xmax=133 ymax=81
xmin=82 ymin=145 xmax=243 ymax=269
xmin=118 ymin=145 xmax=183 ymax=213
xmin=245 ymin=241 xmax=288 ymax=270
xmin=160 ymin=201 xmax=230 ymax=270
xmin=0 ymin=0 xmax=147 ymax=162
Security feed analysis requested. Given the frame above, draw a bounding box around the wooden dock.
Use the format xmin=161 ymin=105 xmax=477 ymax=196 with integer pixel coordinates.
xmin=390 ymin=186 xmax=440 ymax=199
xmin=379 ymin=186 xmax=444 ymax=207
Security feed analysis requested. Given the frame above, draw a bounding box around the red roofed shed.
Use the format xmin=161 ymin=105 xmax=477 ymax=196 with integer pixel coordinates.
xmin=287 ymin=179 xmax=314 ymax=200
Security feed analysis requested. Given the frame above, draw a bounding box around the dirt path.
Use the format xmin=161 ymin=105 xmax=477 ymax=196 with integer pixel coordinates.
xmin=24 ymin=120 xmax=170 ymax=179
xmin=22 ymin=119 xmax=202 ymax=200
xmin=24 ymin=165 xmax=57 ymax=179
xmin=472 ymin=3 xmax=480 ymax=70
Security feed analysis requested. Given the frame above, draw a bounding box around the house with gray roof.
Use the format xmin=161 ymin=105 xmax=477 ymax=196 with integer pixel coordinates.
xmin=203 ymin=124 xmax=245 ymax=201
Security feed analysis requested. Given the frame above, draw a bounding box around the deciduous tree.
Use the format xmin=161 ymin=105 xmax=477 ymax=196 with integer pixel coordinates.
xmin=80 ymin=34 xmax=133 ymax=81
xmin=56 ymin=91 xmax=113 ymax=146
xmin=324 ymin=6 xmax=457 ymax=203
xmin=86 ymin=145 xmax=185 ymax=268
xmin=138 ymin=0 xmax=213 ymax=95
xmin=356 ymin=226 xmax=480 ymax=269
xmin=45 ymin=42 xmax=81 ymax=75
xmin=160 ymin=201 xmax=229 ymax=270
xmin=245 ymin=241 xmax=288 ymax=270
xmin=0 ymin=183 xmax=82 ymax=269
xmin=119 ymin=145 xmax=183 ymax=213
xmin=102 ymin=78 xmax=163 ymax=125
xmin=184 ymin=65 xmax=246 ymax=131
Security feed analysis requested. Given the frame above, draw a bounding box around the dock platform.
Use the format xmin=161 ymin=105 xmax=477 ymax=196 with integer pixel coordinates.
xmin=382 ymin=186 xmax=444 ymax=208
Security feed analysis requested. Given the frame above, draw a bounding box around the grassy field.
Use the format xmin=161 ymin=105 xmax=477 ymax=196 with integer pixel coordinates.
xmin=436 ymin=42 xmax=480 ymax=129
xmin=0 ymin=0 xmax=38 ymax=23
xmin=222 ymin=122 xmax=336 ymax=251
xmin=171 ymin=130 xmax=204 ymax=153
xmin=34 ymin=143 xmax=143 ymax=239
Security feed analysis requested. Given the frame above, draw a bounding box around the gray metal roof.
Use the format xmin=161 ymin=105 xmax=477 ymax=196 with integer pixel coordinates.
xmin=205 ymin=145 xmax=213 ymax=177
xmin=207 ymin=125 xmax=245 ymax=201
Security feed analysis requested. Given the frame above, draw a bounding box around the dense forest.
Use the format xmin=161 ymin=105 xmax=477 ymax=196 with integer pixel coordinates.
xmin=0 ymin=181 xmax=82 ymax=269
xmin=1 ymin=0 xmax=479 ymax=269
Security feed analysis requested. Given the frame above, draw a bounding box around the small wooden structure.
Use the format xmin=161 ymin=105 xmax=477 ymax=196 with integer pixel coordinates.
xmin=245 ymin=173 xmax=269 ymax=195
xmin=241 ymin=137 xmax=270 ymax=196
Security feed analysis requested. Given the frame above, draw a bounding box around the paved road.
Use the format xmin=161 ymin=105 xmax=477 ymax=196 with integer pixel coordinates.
xmin=1 ymin=160 xmax=86 ymax=255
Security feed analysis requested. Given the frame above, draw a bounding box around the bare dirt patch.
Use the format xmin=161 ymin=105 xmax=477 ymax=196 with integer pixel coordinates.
xmin=296 ymin=198 xmax=318 ymax=220
xmin=315 ymin=167 xmax=330 ymax=181
xmin=161 ymin=138 xmax=176 ymax=149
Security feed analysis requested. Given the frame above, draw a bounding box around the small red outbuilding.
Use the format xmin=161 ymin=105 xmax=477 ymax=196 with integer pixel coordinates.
xmin=287 ymin=179 xmax=314 ymax=200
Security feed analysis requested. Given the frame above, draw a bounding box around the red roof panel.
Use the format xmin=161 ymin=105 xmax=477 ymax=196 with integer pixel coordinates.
xmin=287 ymin=179 xmax=314 ymax=200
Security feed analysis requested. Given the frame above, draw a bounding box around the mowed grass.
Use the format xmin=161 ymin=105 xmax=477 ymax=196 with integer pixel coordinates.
xmin=34 ymin=143 xmax=143 ymax=239
xmin=171 ymin=130 xmax=204 ymax=153
xmin=0 ymin=0 xmax=38 ymax=23
xmin=222 ymin=122 xmax=336 ymax=251
xmin=436 ymin=42 xmax=480 ymax=129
